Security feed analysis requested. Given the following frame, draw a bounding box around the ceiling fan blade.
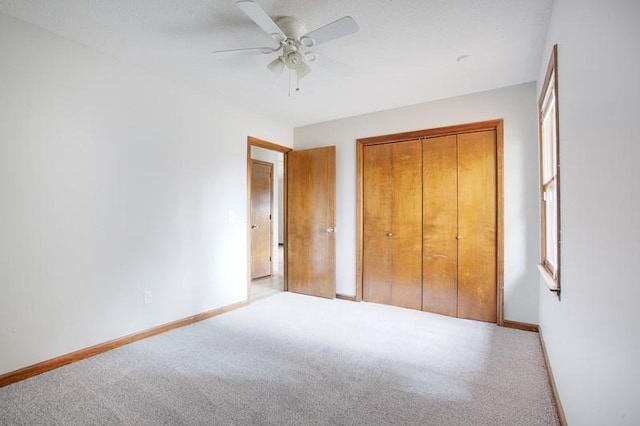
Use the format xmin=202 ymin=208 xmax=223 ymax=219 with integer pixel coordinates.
xmin=267 ymin=57 xmax=285 ymax=77
xmin=236 ymin=0 xmax=286 ymax=42
xmin=213 ymin=46 xmax=278 ymax=54
xmin=300 ymin=16 xmax=359 ymax=47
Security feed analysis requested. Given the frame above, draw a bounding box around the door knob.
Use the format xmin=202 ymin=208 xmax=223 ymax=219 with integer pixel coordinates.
xmin=456 ymin=235 xmax=461 ymax=240
xmin=326 ymin=227 xmax=335 ymax=233
xmin=387 ymin=232 xmax=394 ymax=237
xmin=251 ymin=224 xmax=258 ymax=229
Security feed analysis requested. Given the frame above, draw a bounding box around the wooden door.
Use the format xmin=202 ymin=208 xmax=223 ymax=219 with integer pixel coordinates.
xmin=457 ymin=130 xmax=497 ymax=322
xmin=250 ymin=160 xmax=273 ymax=279
xmin=362 ymin=140 xmax=423 ymax=310
xmin=422 ymin=135 xmax=458 ymax=317
xmin=287 ymin=146 xmax=336 ymax=299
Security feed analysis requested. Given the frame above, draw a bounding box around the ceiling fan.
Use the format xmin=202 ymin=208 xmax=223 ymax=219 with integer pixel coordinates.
xmin=214 ymin=0 xmax=359 ymax=87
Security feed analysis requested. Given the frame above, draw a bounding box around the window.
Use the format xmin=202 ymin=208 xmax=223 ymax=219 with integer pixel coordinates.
xmin=538 ymin=44 xmax=560 ymax=292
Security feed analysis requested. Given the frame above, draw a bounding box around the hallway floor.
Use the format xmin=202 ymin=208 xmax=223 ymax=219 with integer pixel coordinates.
xmin=251 ymin=245 xmax=284 ymax=301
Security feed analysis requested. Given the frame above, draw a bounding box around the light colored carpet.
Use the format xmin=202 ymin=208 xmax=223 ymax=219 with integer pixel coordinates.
xmin=0 ymin=292 xmax=559 ymax=425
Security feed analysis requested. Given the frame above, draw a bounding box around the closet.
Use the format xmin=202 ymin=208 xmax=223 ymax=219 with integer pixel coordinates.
xmin=358 ymin=121 xmax=502 ymax=323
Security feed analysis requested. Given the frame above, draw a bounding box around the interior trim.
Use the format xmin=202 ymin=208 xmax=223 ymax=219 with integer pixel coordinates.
xmin=538 ymin=264 xmax=560 ymax=292
xmin=247 ymin=136 xmax=293 ymax=153
xmin=502 ymin=320 xmax=539 ymax=333
xmin=539 ymin=329 xmax=568 ymax=426
xmin=358 ymin=119 xmax=504 ymax=146
xmin=0 ymin=300 xmax=247 ymax=388
xmin=336 ymin=294 xmax=357 ymax=301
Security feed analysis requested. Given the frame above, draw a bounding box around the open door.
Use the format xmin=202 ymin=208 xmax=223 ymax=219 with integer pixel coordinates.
xmin=287 ymin=146 xmax=336 ymax=299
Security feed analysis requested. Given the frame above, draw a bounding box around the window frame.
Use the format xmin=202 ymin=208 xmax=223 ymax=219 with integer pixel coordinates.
xmin=538 ymin=44 xmax=561 ymax=293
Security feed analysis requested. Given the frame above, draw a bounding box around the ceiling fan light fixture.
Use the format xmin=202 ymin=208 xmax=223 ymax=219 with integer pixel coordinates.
xmin=267 ymin=57 xmax=285 ymax=77
xmin=285 ymin=51 xmax=303 ymax=68
xmin=295 ymin=61 xmax=311 ymax=79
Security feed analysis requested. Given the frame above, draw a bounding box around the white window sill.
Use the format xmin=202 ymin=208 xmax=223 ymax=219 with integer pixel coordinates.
xmin=538 ymin=264 xmax=560 ymax=292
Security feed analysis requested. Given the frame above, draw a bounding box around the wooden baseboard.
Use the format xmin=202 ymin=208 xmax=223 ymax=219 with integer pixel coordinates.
xmin=502 ymin=319 xmax=539 ymax=332
xmin=539 ymin=329 xmax=568 ymax=426
xmin=0 ymin=300 xmax=247 ymax=388
xmin=336 ymin=294 xmax=357 ymax=301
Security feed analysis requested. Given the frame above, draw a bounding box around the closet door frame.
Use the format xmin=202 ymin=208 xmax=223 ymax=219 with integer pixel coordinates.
xmin=356 ymin=119 xmax=504 ymax=325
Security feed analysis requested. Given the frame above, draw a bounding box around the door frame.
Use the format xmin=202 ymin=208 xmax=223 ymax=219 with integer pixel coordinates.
xmin=355 ymin=119 xmax=505 ymax=325
xmin=247 ymin=136 xmax=292 ymax=300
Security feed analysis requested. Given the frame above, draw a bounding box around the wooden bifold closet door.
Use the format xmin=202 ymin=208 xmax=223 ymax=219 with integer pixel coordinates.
xmin=361 ymin=127 xmax=498 ymax=323
xmin=422 ymin=131 xmax=496 ymax=322
xmin=362 ymin=140 xmax=423 ymax=310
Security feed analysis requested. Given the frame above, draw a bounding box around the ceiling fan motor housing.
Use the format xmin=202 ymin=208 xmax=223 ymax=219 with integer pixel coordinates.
xmin=276 ymin=16 xmax=308 ymax=41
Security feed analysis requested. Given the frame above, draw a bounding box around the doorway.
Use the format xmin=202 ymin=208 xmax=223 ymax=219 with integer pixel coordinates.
xmin=249 ymin=140 xmax=287 ymax=301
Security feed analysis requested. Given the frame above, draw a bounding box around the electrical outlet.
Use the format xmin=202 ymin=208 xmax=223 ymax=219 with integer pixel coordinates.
xmin=143 ymin=290 xmax=153 ymax=305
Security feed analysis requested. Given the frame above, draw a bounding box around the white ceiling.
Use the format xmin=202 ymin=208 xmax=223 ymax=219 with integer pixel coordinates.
xmin=0 ymin=0 xmax=552 ymax=127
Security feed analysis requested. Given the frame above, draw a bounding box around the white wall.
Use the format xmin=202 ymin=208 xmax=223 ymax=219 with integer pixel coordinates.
xmin=295 ymin=83 xmax=540 ymax=324
xmin=0 ymin=13 xmax=292 ymax=375
xmin=537 ymin=1 xmax=640 ymax=424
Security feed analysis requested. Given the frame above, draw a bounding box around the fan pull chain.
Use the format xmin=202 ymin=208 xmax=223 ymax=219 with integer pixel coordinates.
xmin=287 ymin=68 xmax=302 ymax=97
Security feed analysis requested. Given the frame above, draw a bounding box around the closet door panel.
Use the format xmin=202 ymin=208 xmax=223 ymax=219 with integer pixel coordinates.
xmin=363 ymin=140 xmax=422 ymax=310
xmin=390 ymin=140 xmax=423 ymax=309
xmin=363 ymin=143 xmax=394 ymax=304
xmin=457 ymin=130 xmax=497 ymax=322
xmin=422 ymin=135 xmax=458 ymax=316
